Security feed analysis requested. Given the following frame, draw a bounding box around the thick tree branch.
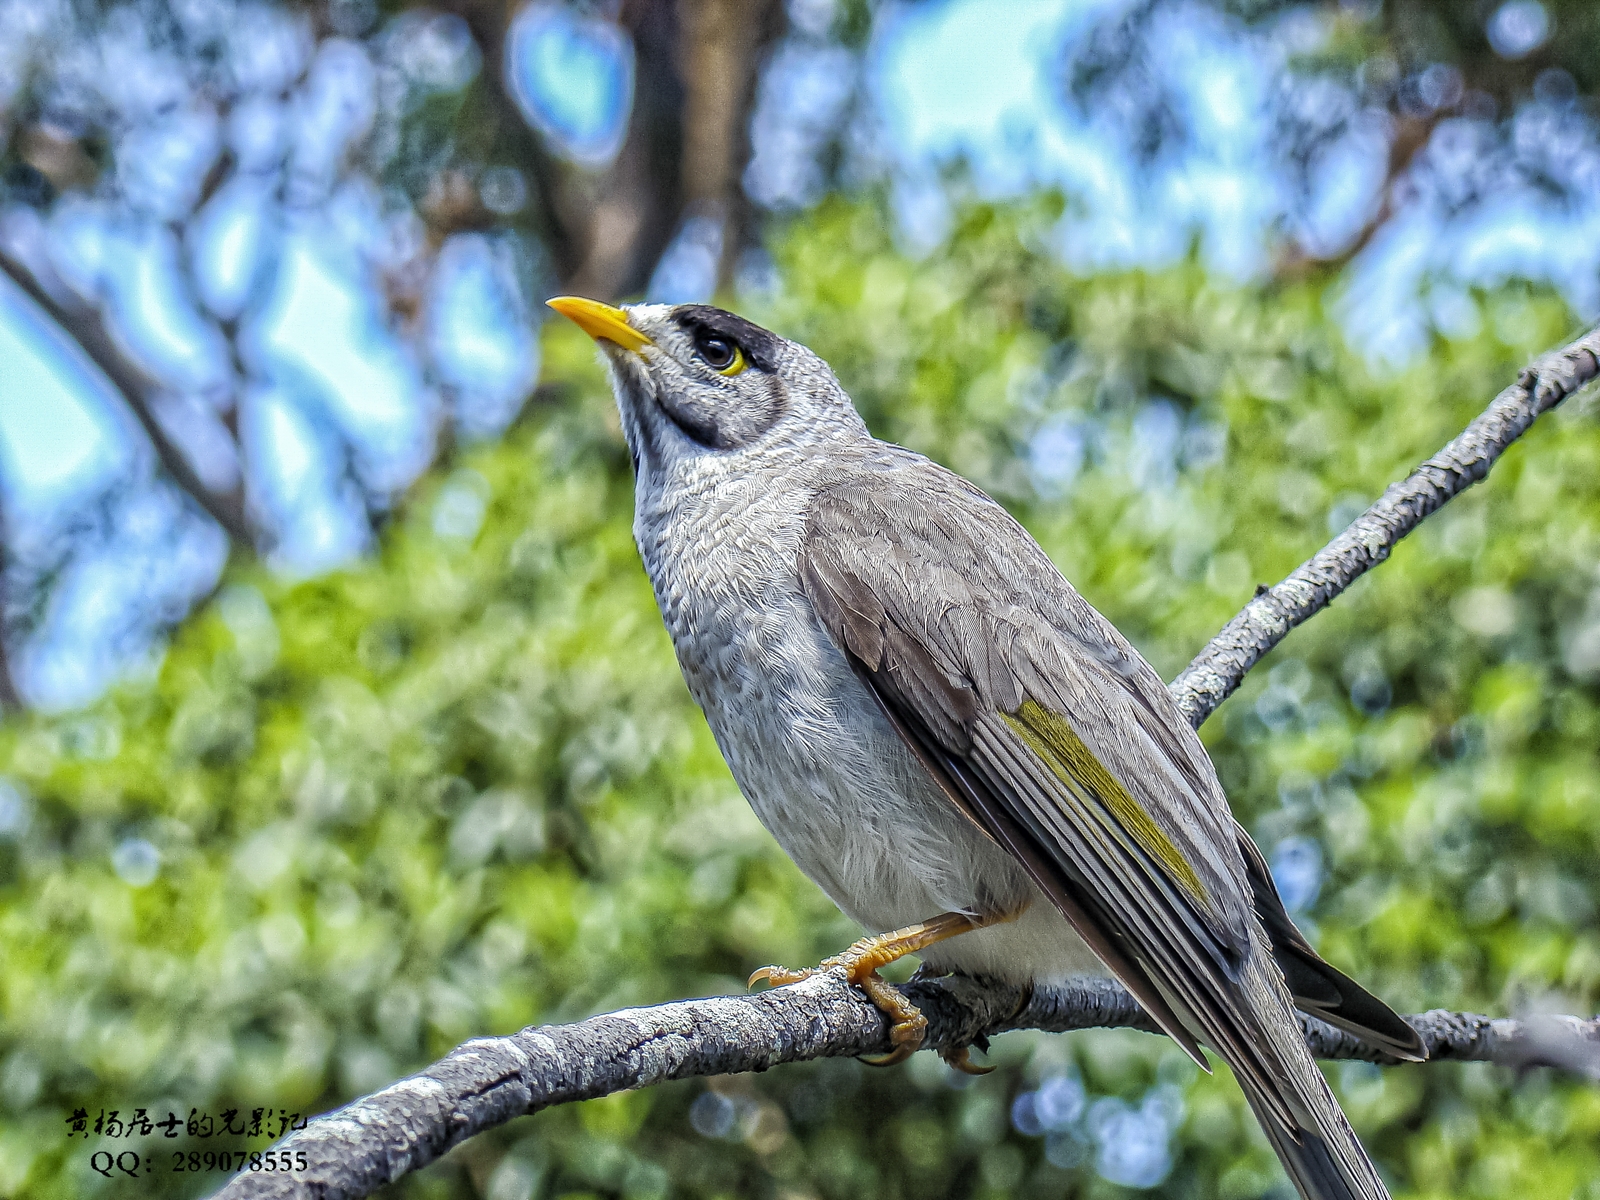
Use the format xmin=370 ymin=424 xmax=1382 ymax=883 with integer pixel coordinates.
xmin=443 ymin=0 xmax=778 ymax=300
xmin=210 ymin=324 xmax=1600 ymax=1200
xmin=1170 ymin=323 xmax=1600 ymax=728
xmin=213 ymin=972 xmax=1599 ymax=1200
xmin=0 ymin=247 xmax=255 ymax=547
xmin=674 ymin=0 xmax=783 ymax=290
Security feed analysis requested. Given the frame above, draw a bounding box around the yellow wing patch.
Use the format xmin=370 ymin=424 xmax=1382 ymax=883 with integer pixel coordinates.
xmin=1003 ymin=699 xmax=1208 ymax=905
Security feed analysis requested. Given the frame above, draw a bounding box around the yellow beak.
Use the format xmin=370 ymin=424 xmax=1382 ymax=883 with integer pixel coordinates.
xmin=546 ymin=296 xmax=653 ymax=353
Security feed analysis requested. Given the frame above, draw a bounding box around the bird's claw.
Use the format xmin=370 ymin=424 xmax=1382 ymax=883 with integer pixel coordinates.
xmin=749 ymin=914 xmax=1012 ymax=1066
xmin=749 ymin=943 xmax=929 ymax=1065
xmin=858 ymin=1045 xmax=916 ymax=1068
xmin=747 ymin=964 xmax=815 ymax=989
xmin=939 ymin=1044 xmax=994 ymax=1075
xmin=852 ymin=964 xmax=927 ymax=1060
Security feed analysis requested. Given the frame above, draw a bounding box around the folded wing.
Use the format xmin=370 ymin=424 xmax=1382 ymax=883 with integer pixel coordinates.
xmin=800 ymin=460 xmax=1405 ymax=1142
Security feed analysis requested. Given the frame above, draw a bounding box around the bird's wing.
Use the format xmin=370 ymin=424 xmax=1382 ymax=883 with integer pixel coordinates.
xmin=800 ymin=460 xmax=1304 ymax=1128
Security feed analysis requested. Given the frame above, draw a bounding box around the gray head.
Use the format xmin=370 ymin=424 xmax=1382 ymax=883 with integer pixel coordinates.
xmin=547 ymin=298 xmax=868 ymax=486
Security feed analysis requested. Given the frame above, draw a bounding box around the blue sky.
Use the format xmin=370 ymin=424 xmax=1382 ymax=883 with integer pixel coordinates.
xmin=869 ymin=0 xmax=1599 ymax=362
xmin=0 ymin=285 xmax=129 ymax=517
xmin=878 ymin=0 xmax=1365 ymax=266
xmin=1 ymin=0 xmax=1593 ymax=707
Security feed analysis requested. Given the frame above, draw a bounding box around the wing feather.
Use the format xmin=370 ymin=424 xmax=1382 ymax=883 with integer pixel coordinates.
xmin=801 ymin=462 xmax=1313 ymax=1134
xmin=969 ymin=716 xmax=1299 ymax=1130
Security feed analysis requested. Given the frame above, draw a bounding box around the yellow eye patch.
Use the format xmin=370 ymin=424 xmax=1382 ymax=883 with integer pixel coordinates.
xmin=716 ymin=345 xmax=747 ymax=377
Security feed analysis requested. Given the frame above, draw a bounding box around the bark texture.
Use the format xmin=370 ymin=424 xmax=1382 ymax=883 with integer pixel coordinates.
xmin=212 ymin=971 xmax=1599 ymax=1200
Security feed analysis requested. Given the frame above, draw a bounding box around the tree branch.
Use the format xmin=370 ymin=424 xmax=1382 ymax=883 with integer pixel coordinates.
xmin=213 ymin=972 xmax=1599 ymax=1200
xmin=0 ymin=488 xmax=22 ymax=711
xmin=209 ymin=324 xmax=1600 ymax=1199
xmin=0 ymin=246 xmax=255 ymax=547
xmin=558 ymin=0 xmax=688 ymax=300
xmin=1169 ymin=323 xmax=1600 ymax=728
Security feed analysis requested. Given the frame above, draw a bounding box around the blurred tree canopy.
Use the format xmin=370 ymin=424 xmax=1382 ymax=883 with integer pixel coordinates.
xmin=7 ymin=0 xmax=1600 ymax=708
xmin=0 ymin=0 xmax=841 ymax=705
xmin=5 ymin=0 xmax=1600 ymax=1198
xmin=1075 ymin=0 xmax=1600 ymax=276
xmin=3 ymin=192 xmax=1600 ymax=1198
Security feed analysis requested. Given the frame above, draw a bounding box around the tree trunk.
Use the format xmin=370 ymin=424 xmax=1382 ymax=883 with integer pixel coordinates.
xmin=674 ymin=0 xmax=782 ymax=290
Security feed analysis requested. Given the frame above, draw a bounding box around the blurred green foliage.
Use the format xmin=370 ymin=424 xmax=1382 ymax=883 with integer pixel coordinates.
xmin=4 ymin=193 xmax=1600 ymax=1200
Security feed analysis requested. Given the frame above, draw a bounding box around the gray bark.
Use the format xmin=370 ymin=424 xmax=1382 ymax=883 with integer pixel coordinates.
xmin=210 ymin=324 xmax=1600 ymax=1200
xmin=212 ymin=972 xmax=1599 ymax=1200
xmin=1169 ymin=324 xmax=1600 ymax=728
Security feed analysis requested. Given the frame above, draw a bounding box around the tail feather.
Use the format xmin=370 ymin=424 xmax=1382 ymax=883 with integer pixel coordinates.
xmin=1238 ymin=1075 xmax=1389 ymax=1200
xmin=1273 ymin=943 xmax=1427 ymax=1063
xmin=1235 ymin=821 xmax=1426 ymax=1063
xmin=1228 ymin=954 xmax=1391 ymax=1200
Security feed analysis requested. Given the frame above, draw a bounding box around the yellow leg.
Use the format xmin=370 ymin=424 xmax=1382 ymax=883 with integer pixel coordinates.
xmin=749 ymin=909 xmax=1018 ymax=1067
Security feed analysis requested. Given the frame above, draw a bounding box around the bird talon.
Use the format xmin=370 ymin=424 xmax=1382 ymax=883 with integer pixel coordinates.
xmin=858 ymin=1044 xmax=916 ymax=1068
xmin=940 ymin=1045 xmax=995 ymax=1075
xmin=747 ymin=964 xmax=812 ymax=989
xmin=889 ymin=1008 xmax=927 ymax=1046
xmin=751 ymin=913 xmax=1016 ymax=1065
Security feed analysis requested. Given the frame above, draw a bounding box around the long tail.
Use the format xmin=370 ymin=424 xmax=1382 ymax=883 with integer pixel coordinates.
xmin=1238 ymin=1082 xmax=1388 ymax=1200
xmin=1229 ymin=956 xmax=1391 ymax=1200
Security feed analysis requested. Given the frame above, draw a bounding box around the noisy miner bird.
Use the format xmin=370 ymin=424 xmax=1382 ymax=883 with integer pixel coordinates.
xmin=548 ymin=296 xmax=1425 ymax=1200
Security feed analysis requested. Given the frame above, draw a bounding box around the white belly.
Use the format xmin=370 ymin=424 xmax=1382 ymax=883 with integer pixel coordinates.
xmin=677 ymin=584 xmax=1104 ymax=986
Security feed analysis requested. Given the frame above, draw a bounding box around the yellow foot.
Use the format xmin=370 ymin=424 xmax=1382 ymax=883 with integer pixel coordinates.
xmin=748 ymin=911 xmax=999 ymax=1066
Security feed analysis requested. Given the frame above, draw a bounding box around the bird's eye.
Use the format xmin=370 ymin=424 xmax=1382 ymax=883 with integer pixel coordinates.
xmin=693 ymin=331 xmax=746 ymax=376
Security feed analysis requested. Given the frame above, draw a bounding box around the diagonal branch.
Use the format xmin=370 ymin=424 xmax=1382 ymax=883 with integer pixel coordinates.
xmin=0 ymin=488 xmax=21 ymax=711
xmin=208 ymin=324 xmax=1600 ymax=1199
xmin=1170 ymin=323 xmax=1600 ymax=728
xmin=0 ymin=246 xmax=255 ymax=547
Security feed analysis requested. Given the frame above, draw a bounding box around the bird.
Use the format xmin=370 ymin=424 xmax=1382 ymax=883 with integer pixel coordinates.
xmin=548 ymin=295 xmax=1426 ymax=1200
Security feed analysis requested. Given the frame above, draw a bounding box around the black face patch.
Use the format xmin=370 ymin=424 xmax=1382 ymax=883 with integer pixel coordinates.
xmin=658 ymin=388 xmax=724 ymax=447
xmin=672 ymin=305 xmax=784 ymax=373
xmin=657 ymin=374 xmax=785 ymax=450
